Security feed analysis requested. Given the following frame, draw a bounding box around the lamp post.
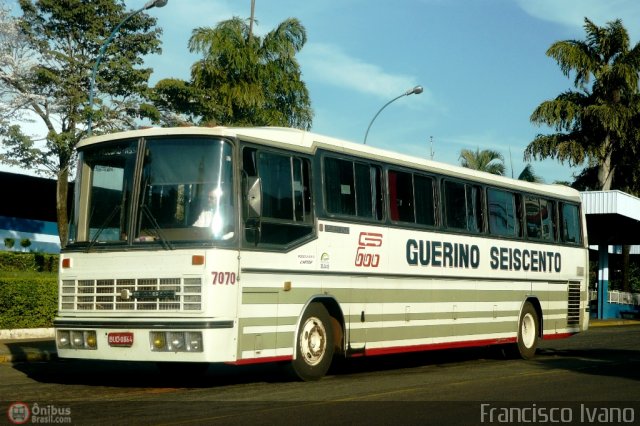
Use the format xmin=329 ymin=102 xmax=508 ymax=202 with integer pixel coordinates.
xmin=87 ymin=0 xmax=168 ymax=135
xmin=363 ymin=85 xmax=423 ymax=144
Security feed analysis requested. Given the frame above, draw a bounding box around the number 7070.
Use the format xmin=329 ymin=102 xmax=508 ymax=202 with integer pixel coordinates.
xmin=212 ymin=271 xmax=236 ymax=285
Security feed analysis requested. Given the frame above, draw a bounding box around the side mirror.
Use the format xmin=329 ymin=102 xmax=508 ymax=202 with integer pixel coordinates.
xmin=246 ymin=176 xmax=262 ymax=218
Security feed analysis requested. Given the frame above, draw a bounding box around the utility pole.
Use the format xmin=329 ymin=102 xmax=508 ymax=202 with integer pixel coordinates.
xmin=509 ymin=146 xmax=514 ymax=178
xmin=429 ymin=136 xmax=435 ymax=160
xmin=249 ymin=0 xmax=256 ymax=41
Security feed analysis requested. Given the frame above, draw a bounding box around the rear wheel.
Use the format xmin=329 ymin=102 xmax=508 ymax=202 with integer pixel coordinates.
xmin=513 ymin=302 xmax=539 ymax=359
xmin=290 ymin=302 xmax=334 ymax=381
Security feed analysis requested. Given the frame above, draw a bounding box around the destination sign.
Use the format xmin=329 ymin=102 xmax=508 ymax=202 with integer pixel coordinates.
xmin=406 ymin=239 xmax=562 ymax=273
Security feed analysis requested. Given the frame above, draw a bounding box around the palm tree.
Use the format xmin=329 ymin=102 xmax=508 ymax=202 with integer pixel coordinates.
xmin=153 ymin=17 xmax=313 ymax=129
xmin=517 ymin=164 xmax=543 ymax=183
xmin=459 ymin=148 xmax=505 ymax=175
xmin=524 ymin=18 xmax=640 ymax=191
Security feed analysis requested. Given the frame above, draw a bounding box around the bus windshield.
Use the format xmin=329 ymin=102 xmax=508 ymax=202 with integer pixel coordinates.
xmin=69 ymin=137 xmax=234 ymax=246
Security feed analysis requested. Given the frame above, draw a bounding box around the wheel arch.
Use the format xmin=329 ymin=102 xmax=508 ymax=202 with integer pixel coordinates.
xmin=523 ymin=296 xmax=543 ymax=338
xmin=293 ymin=295 xmax=345 ymax=359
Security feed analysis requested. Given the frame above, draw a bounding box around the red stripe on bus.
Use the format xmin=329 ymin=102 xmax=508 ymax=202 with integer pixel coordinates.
xmin=542 ymin=332 xmax=576 ymax=340
xmin=363 ymin=337 xmax=518 ymax=357
xmin=229 ymin=355 xmax=293 ymax=365
xmin=229 ymin=333 xmax=576 ymax=365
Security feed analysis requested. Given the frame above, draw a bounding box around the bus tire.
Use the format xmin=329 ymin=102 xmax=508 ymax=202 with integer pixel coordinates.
xmin=291 ymin=302 xmax=334 ymax=381
xmin=514 ymin=301 xmax=539 ymax=359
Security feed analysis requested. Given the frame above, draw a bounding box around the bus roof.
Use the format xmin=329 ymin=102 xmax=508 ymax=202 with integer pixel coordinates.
xmin=78 ymin=126 xmax=581 ymax=202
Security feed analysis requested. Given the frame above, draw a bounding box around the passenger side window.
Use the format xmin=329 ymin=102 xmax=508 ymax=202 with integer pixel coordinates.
xmin=388 ymin=170 xmax=435 ymax=226
xmin=560 ymin=203 xmax=582 ymax=245
xmin=414 ymin=175 xmax=436 ymax=226
xmin=324 ymin=156 xmax=383 ymax=220
xmin=443 ymin=180 xmax=483 ymax=232
xmin=525 ymin=196 xmax=556 ymax=241
xmin=487 ymin=188 xmax=519 ymax=237
xmin=388 ymin=170 xmax=414 ymax=222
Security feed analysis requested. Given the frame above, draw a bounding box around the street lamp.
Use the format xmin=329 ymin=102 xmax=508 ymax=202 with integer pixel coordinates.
xmin=87 ymin=0 xmax=168 ymax=135
xmin=363 ymin=85 xmax=423 ymax=144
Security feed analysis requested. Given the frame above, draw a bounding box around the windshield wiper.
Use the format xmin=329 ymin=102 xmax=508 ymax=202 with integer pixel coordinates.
xmin=139 ymin=205 xmax=174 ymax=250
xmin=85 ymin=205 xmax=121 ymax=252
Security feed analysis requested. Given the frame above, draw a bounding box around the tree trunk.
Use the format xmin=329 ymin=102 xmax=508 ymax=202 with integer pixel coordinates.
xmin=248 ymin=0 xmax=255 ymax=41
xmin=56 ymin=168 xmax=69 ymax=249
xmin=598 ymin=136 xmax=614 ymax=190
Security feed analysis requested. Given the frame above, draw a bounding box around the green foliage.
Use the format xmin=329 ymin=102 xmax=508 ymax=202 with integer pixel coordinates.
xmin=0 ymin=276 xmax=57 ymax=329
xmin=524 ymin=132 xmax=588 ymax=166
xmin=0 ymin=252 xmax=58 ymax=272
xmin=517 ymin=164 xmax=544 ymax=183
xmin=459 ymin=148 xmax=505 ymax=175
xmin=1 ymin=0 xmax=164 ymax=247
xmin=4 ymin=238 xmax=15 ymax=250
xmin=152 ymin=16 xmax=313 ymax=129
xmin=0 ymin=252 xmax=58 ymax=328
xmin=525 ymin=17 xmax=640 ymax=192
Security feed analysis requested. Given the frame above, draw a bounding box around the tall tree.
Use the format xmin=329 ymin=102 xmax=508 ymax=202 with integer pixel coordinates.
xmin=459 ymin=148 xmax=505 ymax=175
xmin=524 ymin=18 xmax=640 ymax=191
xmin=0 ymin=0 xmax=163 ymax=246
xmin=152 ymin=16 xmax=313 ymax=129
xmin=517 ymin=164 xmax=544 ymax=183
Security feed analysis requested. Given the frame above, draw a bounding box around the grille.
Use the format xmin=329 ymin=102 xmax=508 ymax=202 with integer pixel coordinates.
xmin=60 ymin=277 xmax=202 ymax=312
xmin=567 ymin=281 xmax=581 ymax=326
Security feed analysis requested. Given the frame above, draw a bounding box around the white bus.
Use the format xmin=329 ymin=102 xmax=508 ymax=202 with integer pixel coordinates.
xmin=55 ymin=126 xmax=589 ymax=381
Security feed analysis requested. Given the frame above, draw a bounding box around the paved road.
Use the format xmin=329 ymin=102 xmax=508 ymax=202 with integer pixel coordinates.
xmin=1 ymin=325 xmax=639 ymax=425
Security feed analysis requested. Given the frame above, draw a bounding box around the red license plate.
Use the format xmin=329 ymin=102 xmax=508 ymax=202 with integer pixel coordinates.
xmin=108 ymin=332 xmax=134 ymax=347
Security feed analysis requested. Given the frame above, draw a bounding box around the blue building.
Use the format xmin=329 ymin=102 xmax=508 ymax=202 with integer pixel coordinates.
xmin=0 ymin=171 xmax=65 ymax=253
xmin=582 ymin=190 xmax=640 ymax=319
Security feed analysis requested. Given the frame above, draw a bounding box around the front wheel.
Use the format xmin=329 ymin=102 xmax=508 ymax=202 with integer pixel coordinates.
xmin=290 ymin=302 xmax=335 ymax=381
xmin=513 ymin=301 xmax=539 ymax=359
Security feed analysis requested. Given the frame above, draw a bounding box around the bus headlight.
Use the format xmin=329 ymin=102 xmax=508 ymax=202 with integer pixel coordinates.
xmin=57 ymin=330 xmax=97 ymax=350
xmin=168 ymin=332 xmax=185 ymax=351
xmin=57 ymin=330 xmax=70 ymax=348
xmin=187 ymin=332 xmax=202 ymax=352
xmin=71 ymin=331 xmax=84 ymax=347
xmin=149 ymin=331 xmax=203 ymax=352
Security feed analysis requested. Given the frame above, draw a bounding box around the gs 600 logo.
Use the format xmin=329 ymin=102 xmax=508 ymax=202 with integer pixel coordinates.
xmin=355 ymin=232 xmax=383 ymax=267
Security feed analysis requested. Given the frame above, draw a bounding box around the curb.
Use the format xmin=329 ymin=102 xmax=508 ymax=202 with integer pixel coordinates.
xmin=590 ymin=319 xmax=640 ymax=327
xmin=0 ymin=328 xmax=54 ymax=340
xmin=0 ymin=329 xmax=56 ymax=363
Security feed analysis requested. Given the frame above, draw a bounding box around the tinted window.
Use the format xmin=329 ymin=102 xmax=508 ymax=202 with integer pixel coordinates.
xmin=525 ymin=196 xmax=556 ymax=241
xmin=444 ymin=180 xmax=483 ymax=232
xmin=414 ymin=175 xmax=435 ymax=226
xmin=560 ymin=203 xmax=582 ymax=244
xmin=258 ymin=151 xmax=294 ymax=220
xmin=388 ymin=170 xmax=415 ymax=222
xmin=487 ymin=188 xmax=519 ymax=237
xmin=388 ymin=170 xmax=435 ymax=226
xmin=324 ymin=157 xmax=382 ymax=220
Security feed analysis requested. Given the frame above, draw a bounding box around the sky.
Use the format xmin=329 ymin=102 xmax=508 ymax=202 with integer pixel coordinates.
xmin=5 ymin=0 xmax=640 ymax=183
